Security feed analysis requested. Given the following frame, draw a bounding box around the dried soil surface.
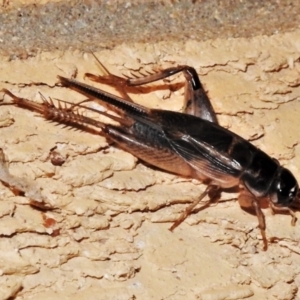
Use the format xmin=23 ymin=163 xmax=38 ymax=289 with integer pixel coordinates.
xmin=0 ymin=30 xmax=300 ymax=299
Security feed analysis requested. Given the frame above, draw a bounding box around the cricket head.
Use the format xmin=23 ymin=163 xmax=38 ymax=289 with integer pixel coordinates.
xmin=269 ymin=167 xmax=299 ymax=208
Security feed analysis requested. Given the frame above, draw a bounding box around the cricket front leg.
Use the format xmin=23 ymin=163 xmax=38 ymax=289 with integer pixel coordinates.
xmin=269 ymin=201 xmax=297 ymax=226
xmin=238 ymin=190 xmax=268 ymax=251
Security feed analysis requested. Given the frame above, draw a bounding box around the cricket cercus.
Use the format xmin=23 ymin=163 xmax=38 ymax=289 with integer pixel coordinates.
xmin=2 ymin=61 xmax=299 ymax=251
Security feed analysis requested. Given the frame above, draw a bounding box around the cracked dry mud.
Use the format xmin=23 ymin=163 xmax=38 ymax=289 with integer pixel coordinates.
xmin=0 ymin=31 xmax=300 ymax=300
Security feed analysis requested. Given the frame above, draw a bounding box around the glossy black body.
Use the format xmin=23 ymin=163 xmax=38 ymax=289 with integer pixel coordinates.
xmin=58 ymin=73 xmax=299 ymax=212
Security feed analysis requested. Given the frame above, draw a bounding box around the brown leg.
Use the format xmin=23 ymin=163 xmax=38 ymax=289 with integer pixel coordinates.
xmin=169 ymin=185 xmax=220 ymax=231
xmin=251 ymin=198 xmax=268 ymax=251
xmin=85 ymin=52 xmax=133 ymax=102
xmin=238 ymin=190 xmax=268 ymax=250
xmin=85 ymin=54 xmax=218 ymax=122
xmin=269 ymin=202 xmax=297 ymax=226
xmin=289 ymin=208 xmax=297 ymax=226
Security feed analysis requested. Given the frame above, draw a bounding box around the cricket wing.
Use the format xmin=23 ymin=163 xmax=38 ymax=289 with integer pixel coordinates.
xmin=165 ymin=130 xmax=244 ymax=187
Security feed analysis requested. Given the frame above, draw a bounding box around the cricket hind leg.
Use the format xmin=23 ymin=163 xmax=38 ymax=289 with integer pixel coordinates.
xmin=85 ymin=71 xmax=133 ymax=103
xmin=125 ymin=66 xmax=218 ymax=123
xmin=85 ymin=59 xmax=218 ymax=123
xmin=85 ymin=52 xmax=133 ymax=102
xmin=169 ymin=185 xmax=220 ymax=231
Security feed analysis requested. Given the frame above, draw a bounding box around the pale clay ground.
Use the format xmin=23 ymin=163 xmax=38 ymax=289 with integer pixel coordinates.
xmin=0 ymin=31 xmax=300 ymax=300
